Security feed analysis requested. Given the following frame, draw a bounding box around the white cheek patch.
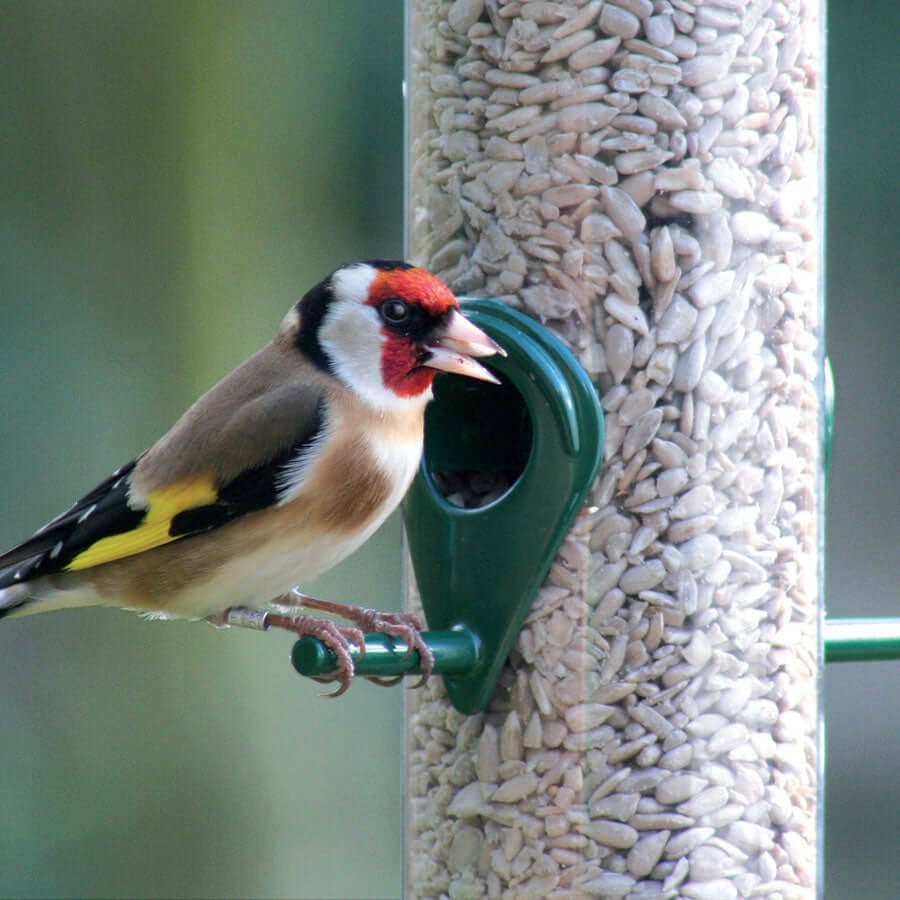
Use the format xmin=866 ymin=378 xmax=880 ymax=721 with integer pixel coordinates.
xmin=319 ymin=299 xmax=387 ymax=399
xmin=319 ymin=296 xmax=431 ymax=412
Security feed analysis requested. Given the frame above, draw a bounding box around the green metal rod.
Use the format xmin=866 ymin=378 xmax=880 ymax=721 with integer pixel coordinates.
xmin=824 ymin=617 xmax=900 ymax=663
xmin=291 ymin=627 xmax=482 ymax=679
xmin=290 ymin=617 xmax=900 ymax=681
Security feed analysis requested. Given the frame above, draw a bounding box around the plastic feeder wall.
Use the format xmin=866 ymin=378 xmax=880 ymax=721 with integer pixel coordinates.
xmin=405 ymin=2 xmax=823 ymax=898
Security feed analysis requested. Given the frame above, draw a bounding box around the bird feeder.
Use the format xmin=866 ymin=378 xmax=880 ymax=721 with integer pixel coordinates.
xmin=403 ymin=2 xmax=824 ymax=897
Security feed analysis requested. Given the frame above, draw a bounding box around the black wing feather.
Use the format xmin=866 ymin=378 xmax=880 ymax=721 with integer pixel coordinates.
xmin=0 ymin=401 xmax=325 ymax=587
xmin=168 ymin=400 xmax=324 ymax=537
xmin=0 ymin=460 xmax=144 ymax=586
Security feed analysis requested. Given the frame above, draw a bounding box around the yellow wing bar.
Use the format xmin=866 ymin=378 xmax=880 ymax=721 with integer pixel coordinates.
xmin=66 ymin=477 xmax=219 ymax=571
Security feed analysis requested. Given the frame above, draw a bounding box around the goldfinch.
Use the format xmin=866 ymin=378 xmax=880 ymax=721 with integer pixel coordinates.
xmin=0 ymin=260 xmax=503 ymax=693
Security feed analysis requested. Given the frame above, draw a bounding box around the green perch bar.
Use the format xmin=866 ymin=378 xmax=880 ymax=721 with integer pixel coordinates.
xmin=291 ymin=617 xmax=900 ymax=681
xmin=291 ymin=627 xmax=482 ymax=679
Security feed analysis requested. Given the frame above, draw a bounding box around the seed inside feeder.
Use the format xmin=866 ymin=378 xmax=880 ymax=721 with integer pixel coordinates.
xmin=407 ymin=0 xmax=822 ymax=895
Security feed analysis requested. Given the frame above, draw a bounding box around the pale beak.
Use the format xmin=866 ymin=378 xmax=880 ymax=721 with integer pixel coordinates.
xmin=423 ymin=309 xmax=506 ymax=384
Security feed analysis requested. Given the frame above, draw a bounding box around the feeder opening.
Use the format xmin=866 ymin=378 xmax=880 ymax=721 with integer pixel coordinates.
xmin=424 ymin=369 xmax=532 ymax=509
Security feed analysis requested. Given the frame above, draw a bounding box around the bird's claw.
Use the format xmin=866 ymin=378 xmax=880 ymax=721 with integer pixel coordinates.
xmin=263 ymin=611 xmax=365 ymax=697
xmin=220 ymin=596 xmax=433 ymax=695
xmin=345 ymin=608 xmax=435 ymax=689
xmin=291 ymin=591 xmax=435 ymax=688
xmin=365 ymin=674 xmax=405 ymax=687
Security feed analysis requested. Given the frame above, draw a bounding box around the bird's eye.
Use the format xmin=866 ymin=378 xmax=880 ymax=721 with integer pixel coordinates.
xmin=380 ymin=298 xmax=411 ymax=326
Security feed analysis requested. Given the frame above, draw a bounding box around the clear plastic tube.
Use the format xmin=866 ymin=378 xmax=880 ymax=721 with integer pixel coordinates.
xmin=406 ymin=2 xmax=822 ymax=897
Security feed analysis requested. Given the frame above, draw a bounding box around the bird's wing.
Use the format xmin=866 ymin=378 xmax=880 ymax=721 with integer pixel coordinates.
xmin=0 ymin=461 xmax=142 ymax=577
xmin=0 ymin=342 xmax=329 ymax=587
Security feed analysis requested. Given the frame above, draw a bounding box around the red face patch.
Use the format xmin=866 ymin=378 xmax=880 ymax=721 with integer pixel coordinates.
xmin=367 ymin=267 xmax=458 ymax=316
xmin=380 ymin=336 xmax=438 ymax=397
xmin=368 ymin=267 xmax=458 ymax=398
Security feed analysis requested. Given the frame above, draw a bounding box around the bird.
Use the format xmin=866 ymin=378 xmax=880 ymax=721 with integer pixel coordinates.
xmin=0 ymin=259 xmax=504 ymax=694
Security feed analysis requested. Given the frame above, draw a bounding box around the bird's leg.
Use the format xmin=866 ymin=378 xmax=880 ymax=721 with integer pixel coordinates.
xmin=210 ymin=606 xmax=364 ymax=697
xmin=286 ymin=588 xmax=435 ymax=688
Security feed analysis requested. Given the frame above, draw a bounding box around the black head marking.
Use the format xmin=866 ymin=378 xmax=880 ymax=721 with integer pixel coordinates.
xmin=378 ymin=296 xmax=452 ymax=343
xmin=359 ymin=259 xmax=413 ymax=272
xmin=294 ymin=279 xmax=335 ymax=374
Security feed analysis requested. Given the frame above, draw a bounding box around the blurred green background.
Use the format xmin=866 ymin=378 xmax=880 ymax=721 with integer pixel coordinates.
xmin=0 ymin=2 xmax=896 ymax=898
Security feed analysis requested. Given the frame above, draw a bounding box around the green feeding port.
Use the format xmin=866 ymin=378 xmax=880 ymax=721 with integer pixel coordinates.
xmin=425 ymin=369 xmax=533 ymax=497
xmin=402 ymin=299 xmax=605 ymax=713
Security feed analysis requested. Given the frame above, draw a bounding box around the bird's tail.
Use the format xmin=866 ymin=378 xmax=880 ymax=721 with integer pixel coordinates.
xmin=0 ymin=583 xmax=35 ymax=620
xmin=0 ymin=578 xmax=95 ymax=621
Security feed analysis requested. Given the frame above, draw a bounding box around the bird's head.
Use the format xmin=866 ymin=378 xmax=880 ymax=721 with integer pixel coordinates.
xmin=289 ymin=260 xmax=504 ymax=409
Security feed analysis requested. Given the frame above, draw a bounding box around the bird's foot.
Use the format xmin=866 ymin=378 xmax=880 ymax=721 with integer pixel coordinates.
xmin=216 ymin=606 xmax=364 ymax=697
xmin=268 ymin=612 xmax=365 ymax=697
xmin=290 ymin=589 xmax=435 ymax=688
